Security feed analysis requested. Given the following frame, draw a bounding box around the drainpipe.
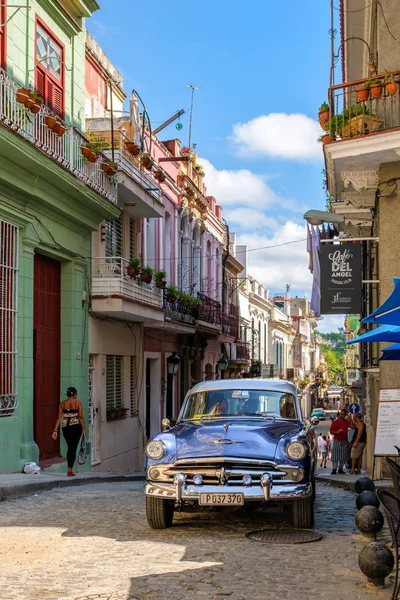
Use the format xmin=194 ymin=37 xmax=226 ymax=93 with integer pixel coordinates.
xmin=71 ymin=36 xmax=75 ymax=126
xmin=222 ymin=218 xmax=229 ymax=317
xmin=25 ymin=0 xmax=30 ymax=87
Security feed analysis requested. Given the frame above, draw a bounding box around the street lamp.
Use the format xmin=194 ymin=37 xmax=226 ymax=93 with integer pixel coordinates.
xmin=167 ymin=352 xmax=180 ymax=376
xmin=303 ymin=210 xmax=345 ymax=228
xmin=217 ymin=355 xmax=229 ymax=379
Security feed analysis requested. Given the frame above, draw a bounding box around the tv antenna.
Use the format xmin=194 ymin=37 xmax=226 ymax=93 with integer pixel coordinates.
xmin=186 ymin=84 xmax=199 ymax=149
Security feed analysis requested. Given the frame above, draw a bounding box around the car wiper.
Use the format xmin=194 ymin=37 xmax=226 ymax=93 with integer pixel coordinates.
xmin=241 ymin=413 xmax=276 ymax=421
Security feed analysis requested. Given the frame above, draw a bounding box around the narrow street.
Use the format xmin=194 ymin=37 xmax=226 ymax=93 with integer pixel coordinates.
xmin=0 ymin=482 xmax=392 ymax=600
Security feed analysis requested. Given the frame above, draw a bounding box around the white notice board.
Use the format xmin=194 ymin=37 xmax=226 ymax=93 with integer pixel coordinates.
xmin=374 ymin=401 xmax=400 ymax=456
xmin=380 ymin=388 xmax=400 ymax=401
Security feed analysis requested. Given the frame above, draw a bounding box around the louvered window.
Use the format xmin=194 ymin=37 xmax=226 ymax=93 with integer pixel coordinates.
xmin=130 ymin=356 xmax=138 ymax=416
xmin=35 ymin=21 xmax=64 ymax=117
xmin=0 ymin=220 xmax=18 ymax=416
xmin=106 ymin=355 xmax=124 ymax=415
xmin=0 ymin=5 xmax=5 ymax=69
xmin=105 ymin=215 xmax=123 ymax=259
xmin=129 ymin=218 xmax=137 ymax=259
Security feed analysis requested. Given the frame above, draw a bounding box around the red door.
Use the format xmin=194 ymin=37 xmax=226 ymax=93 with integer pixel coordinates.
xmin=34 ymin=254 xmax=61 ymax=459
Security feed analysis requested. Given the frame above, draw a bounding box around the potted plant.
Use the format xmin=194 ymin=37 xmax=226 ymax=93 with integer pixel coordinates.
xmin=106 ymin=162 xmax=118 ymax=176
xmin=191 ymin=297 xmax=202 ymax=308
xmin=29 ymin=92 xmax=44 ymax=114
xmin=127 ymin=257 xmax=141 ymax=277
xmin=368 ymin=56 xmax=377 ymax=73
xmin=365 ymin=78 xmax=383 ymax=99
xmin=140 ymin=266 xmax=153 ymax=283
xmin=154 ymin=270 xmax=167 ymax=289
xmin=385 ymin=73 xmax=399 ymax=96
xmin=356 ymin=85 xmax=369 ymax=102
xmin=194 ymin=164 xmax=204 ymax=175
xmin=178 ymin=291 xmax=192 ymax=308
xmin=141 ymin=152 xmax=153 ymax=170
xmin=154 ymin=170 xmax=166 ymax=183
xmin=125 ymin=141 xmax=141 ymax=156
xmin=318 ymin=102 xmax=330 ymax=129
xmin=16 ymin=86 xmax=31 ymax=104
xmin=180 ymin=146 xmax=191 ymax=155
xmin=81 ymin=143 xmax=97 ymax=163
xmin=166 ymin=285 xmax=178 ymax=303
xmin=45 ymin=114 xmax=57 ymax=130
xmin=55 ymin=121 xmax=67 ymax=137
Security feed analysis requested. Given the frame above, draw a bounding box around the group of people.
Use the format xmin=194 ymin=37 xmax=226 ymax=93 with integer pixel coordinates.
xmin=317 ymin=409 xmax=367 ymax=475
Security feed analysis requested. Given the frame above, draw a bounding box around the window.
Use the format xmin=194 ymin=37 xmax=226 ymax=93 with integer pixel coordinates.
xmin=0 ymin=4 xmax=6 ymax=70
xmin=106 ymin=355 xmax=124 ymax=415
xmin=129 ymin=218 xmax=137 ymax=259
xmin=130 ymin=356 xmax=138 ymax=415
xmin=0 ymin=220 xmax=18 ymax=416
xmin=105 ymin=216 xmax=122 ymax=258
xmin=35 ymin=21 xmax=64 ymax=117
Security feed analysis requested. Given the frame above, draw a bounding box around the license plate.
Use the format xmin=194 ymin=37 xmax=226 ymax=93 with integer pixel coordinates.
xmin=198 ymin=492 xmax=244 ymax=506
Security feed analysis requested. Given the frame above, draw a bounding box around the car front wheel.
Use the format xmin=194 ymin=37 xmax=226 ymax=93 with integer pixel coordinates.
xmin=290 ymin=497 xmax=314 ymax=529
xmin=146 ymin=496 xmax=174 ymax=529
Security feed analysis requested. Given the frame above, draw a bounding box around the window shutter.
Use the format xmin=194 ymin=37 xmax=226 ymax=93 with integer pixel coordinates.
xmin=46 ymin=78 xmax=54 ymax=111
xmin=0 ymin=6 xmax=5 ymax=69
xmin=36 ymin=68 xmax=45 ymax=100
xmin=53 ymin=86 xmax=62 ymax=117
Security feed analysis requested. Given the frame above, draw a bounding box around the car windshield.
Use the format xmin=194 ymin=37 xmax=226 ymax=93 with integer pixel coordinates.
xmin=180 ymin=389 xmax=298 ymax=420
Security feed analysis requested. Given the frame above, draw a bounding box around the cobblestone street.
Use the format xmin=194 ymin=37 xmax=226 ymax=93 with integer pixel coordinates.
xmin=0 ymin=481 xmax=394 ymax=600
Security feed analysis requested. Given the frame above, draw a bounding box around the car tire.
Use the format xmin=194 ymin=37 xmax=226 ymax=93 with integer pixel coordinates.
xmin=291 ymin=497 xmax=314 ymax=529
xmin=146 ymin=496 xmax=174 ymax=529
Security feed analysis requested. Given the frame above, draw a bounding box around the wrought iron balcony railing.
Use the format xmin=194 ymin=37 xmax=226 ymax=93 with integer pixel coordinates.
xmin=198 ymin=293 xmax=222 ymax=326
xmin=235 ymin=340 xmax=250 ymax=360
xmin=0 ymin=68 xmax=117 ymax=203
xmin=325 ymin=71 xmax=400 ymax=143
xmin=92 ymin=257 xmax=163 ymax=309
xmin=164 ymin=293 xmax=197 ymax=325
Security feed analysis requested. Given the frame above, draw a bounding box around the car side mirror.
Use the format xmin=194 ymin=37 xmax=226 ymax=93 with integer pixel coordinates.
xmin=162 ymin=418 xmax=176 ymax=430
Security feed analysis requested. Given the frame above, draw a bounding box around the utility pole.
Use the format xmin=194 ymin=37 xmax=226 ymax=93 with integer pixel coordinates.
xmin=186 ymin=84 xmax=198 ymax=149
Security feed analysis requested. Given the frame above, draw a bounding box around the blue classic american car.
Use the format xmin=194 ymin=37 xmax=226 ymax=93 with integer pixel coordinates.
xmin=145 ymin=379 xmax=317 ymax=529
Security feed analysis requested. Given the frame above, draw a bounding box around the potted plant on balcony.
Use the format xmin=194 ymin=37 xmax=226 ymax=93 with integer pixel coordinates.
xmin=384 ymin=73 xmax=399 ymax=96
xmin=365 ymin=78 xmax=383 ymax=99
xmin=16 ymin=86 xmax=31 ymax=104
xmin=154 ymin=170 xmax=166 ymax=183
xmin=318 ymin=133 xmax=331 ymax=145
xmin=101 ymin=161 xmax=117 ymax=176
xmin=166 ymin=285 xmax=178 ymax=303
xmin=140 ymin=266 xmax=153 ymax=283
xmin=141 ymin=152 xmax=154 ymax=171
xmin=54 ymin=120 xmax=67 ymax=137
xmin=356 ymin=85 xmax=370 ymax=102
xmin=29 ymin=92 xmax=44 ymax=114
xmin=318 ymin=102 xmax=330 ymax=129
xmin=45 ymin=114 xmax=57 ymax=130
xmin=368 ymin=55 xmax=377 ymax=73
xmin=127 ymin=257 xmax=141 ymax=277
xmin=178 ymin=291 xmax=193 ymax=308
xmin=154 ymin=270 xmax=167 ymax=289
xmin=125 ymin=140 xmax=141 ymax=156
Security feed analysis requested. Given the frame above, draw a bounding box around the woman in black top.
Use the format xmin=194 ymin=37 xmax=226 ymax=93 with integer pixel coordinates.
xmin=52 ymin=387 xmax=86 ymax=476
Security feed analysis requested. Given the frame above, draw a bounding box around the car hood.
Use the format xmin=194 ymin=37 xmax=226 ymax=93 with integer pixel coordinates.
xmin=173 ymin=419 xmax=303 ymax=462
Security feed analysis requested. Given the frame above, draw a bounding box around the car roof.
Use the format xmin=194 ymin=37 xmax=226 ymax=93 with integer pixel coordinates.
xmin=187 ymin=378 xmax=298 ymax=396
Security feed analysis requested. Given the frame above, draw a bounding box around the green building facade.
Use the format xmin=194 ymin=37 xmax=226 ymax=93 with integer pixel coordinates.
xmin=0 ymin=0 xmax=119 ymax=472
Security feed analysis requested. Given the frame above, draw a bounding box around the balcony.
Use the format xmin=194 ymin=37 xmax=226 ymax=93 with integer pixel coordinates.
xmin=222 ymin=306 xmax=239 ymax=338
xmin=91 ymin=257 xmax=164 ymax=324
xmin=0 ymin=68 xmax=117 ymax=203
xmin=324 ymin=71 xmax=400 ymax=200
xmin=197 ymin=293 xmax=222 ymax=334
xmin=235 ymin=340 xmax=251 ymax=361
xmin=164 ymin=295 xmax=197 ymax=328
xmin=85 ymin=124 xmax=164 ymax=218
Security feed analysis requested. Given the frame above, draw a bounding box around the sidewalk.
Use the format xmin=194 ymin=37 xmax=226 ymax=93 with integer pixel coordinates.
xmin=0 ymin=471 xmax=145 ymax=501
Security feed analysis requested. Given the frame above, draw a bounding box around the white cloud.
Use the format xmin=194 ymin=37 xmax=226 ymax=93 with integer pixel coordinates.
xmin=223 ymin=208 xmax=279 ymax=232
xmin=317 ymin=315 xmax=345 ymax=334
xmin=235 ymin=221 xmax=312 ymax=294
xmin=232 ymin=113 xmax=321 ymax=160
xmin=200 ymin=158 xmax=278 ymax=208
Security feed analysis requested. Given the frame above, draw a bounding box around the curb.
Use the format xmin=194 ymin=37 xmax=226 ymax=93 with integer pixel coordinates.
xmin=0 ymin=473 xmax=146 ymax=501
xmin=316 ymin=475 xmax=355 ymax=492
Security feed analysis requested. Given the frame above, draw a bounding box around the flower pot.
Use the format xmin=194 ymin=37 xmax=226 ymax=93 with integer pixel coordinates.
xmin=321 ymin=134 xmax=330 ymax=144
xmin=88 ymin=151 xmax=97 ymax=163
xmin=127 ymin=266 xmax=139 ymax=277
xmin=155 ymin=279 xmax=166 ymax=289
xmin=107 ymin=166 xmax=116 ymax=176
xmin=81 ymin=146 xmax=91 ymax=160
xmin=318 ymin=109 xmax=329 ymax=130
xmin=16 ymin=88 xmax=30 ymax=104
xmin=142 ymin=157 xmax=153 ymax=170
xmin=125 ymin=142 xmax=140 ymax=156
xmin=30 ymin=102 xmax=41 ymax=114
xmin=52 ymin=122 xmax=61 ymax=134
xmin=140 ymin=273 xmax=152 ymax=283
xmin=154 ymin=171 xmax=166 ymax=183
xmin=24 ymin=95 xmax=35 ymax=109
xmin=45 ymin=115 xmax=57 ymax=130
xmin=56 ymin=125 xmax=66 ymax=137
xmin=369 ymin=65 xmax=377 ymax=73
xmin=386 ymin=81 xmax=399 ymax=96
xmin=167 ymin=295 xmax=177 ymax=303
xmin=356 ymin=87 xmax=369 ymax=102
xmin=101 ymin=162 xmax=110 ymax=173
xmin=370 ymin=84 xmax=383 ymax=99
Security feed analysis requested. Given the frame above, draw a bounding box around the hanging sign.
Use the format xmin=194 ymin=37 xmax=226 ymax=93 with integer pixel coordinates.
xmin=320 ymin=244 xmax=362 ymax=314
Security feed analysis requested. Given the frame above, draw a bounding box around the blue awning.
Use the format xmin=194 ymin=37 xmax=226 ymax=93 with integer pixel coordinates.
xmin=346 ymin=324 xmax=400 ymax=345
xmin=380 ymin=343 xmax=400 ymax=361
xmin=363 ymin=277 xmax=400 ymax=325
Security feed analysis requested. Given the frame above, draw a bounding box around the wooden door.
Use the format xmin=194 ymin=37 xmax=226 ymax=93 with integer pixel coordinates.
xmin=34 ymin=254 xmax=61 ymax=458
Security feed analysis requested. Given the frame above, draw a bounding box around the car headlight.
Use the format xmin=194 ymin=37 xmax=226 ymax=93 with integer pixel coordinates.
xmin=145 ymin=440 xmax=166 ymax=460
xmin=287 ymin=441 xmax=307 ymax=461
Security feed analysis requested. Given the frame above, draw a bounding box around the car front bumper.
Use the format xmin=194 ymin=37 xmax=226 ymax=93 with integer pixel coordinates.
xmin=145 ymin=480 xmax=313 ymax=502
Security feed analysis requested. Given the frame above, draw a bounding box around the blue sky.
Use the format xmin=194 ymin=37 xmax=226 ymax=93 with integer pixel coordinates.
xmin=89 ymin=1 xmax=342 ymax=332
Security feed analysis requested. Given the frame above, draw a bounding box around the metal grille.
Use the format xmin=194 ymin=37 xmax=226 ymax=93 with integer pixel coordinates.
xmin=129 ymin=218 xmax=137 ymax=259
xmin=0 ymin=220 xmax=18 ymax=416
xmin=246 ymin=529 xmax=323 ymax=544
xmin=130 ymin=356 xmax=138 ymax=415
xmin=105 ymin=216 xmax=123 ymax=259
xmin=106 ymin=355 xmax=124 ymax=413
xmin=88 ymin=354 xmax=94 ymax=435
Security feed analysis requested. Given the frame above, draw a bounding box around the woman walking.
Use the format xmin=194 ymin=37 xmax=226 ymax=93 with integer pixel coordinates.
xmin=52 ymin=387 xmax=86 ymax=476
xmin=350 ymin=414 xmax=367 ymax=474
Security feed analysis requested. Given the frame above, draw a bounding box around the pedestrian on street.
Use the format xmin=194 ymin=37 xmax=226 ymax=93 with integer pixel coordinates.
xmin=52 ymin=387 xmax=86 ymax=477
xmin=350 ymin=414 xmax=367 ymax=474
xmin=320 ymin=435 xmax=328 ymax=468
xmin=329 ymin=409 xmax=354 ymax=475
xmin=326 ymin=433 xmax=332 ymax=459
xmin=317 ymin=432 xmax=324 ymax=460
